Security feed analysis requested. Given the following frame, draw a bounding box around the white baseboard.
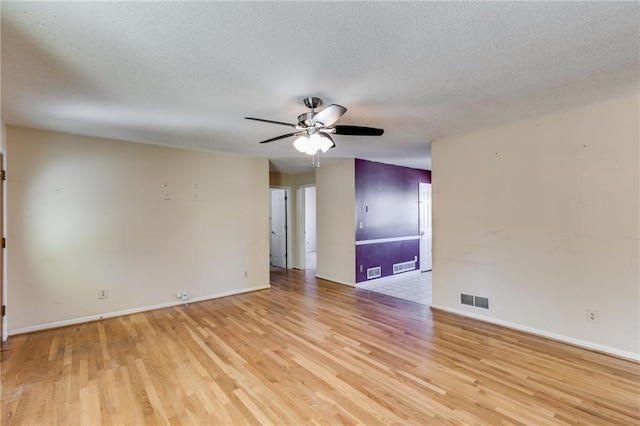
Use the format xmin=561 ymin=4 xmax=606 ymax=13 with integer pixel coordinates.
xmin=9 ymin=284 xmax=271 ymax=336
xmin=315 ymin=274 xmax=356 ymax=287
xmin=430 ymin=304 xmax=640 ymax=362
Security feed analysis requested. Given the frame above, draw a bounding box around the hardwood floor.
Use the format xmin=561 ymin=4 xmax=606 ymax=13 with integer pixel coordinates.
xmin=2 ymin=269 xmax=639 ymax=425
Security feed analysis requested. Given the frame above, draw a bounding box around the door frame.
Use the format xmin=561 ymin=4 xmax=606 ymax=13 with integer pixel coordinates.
xmin=0 ymin=153 xmax=4 ymax=341
xmin=297 ymin=184 xmax=316 ymax=270
xmin=419 ymin=182 xmax=432 ymax=272
xmin=269 ymin=186 xmax=292 ymax=269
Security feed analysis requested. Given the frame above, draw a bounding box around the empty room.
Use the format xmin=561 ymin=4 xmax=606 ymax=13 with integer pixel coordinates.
xmin=1 ymin=2 xmax=638 ymax=425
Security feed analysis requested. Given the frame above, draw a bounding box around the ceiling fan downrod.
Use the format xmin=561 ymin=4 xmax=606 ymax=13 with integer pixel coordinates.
xmin=299 ymin=97 xmax=323 ymax=127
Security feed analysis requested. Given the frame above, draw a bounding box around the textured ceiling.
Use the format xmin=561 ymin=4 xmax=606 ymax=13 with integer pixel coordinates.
xmin=2 ymin=2 xmax=639 ymax=173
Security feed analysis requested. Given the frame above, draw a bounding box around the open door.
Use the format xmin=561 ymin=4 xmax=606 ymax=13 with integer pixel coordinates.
xmin=269 ymin=188 xmax=287 ymax=268
xmin=419 ymin=182 xmax=432 ymax=272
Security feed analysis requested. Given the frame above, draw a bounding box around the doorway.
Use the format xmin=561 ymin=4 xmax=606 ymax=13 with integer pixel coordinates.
xmin=269 ymin=187 xmax=291 ymax=269
xmin=298 ymin=185 xmax=316 ymax=270
xmin=419 ymin=182 xmax=432 ymax=272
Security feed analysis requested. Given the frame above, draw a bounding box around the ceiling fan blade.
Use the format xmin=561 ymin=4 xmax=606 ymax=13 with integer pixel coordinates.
xmin=313 ymin=104 xmax=347 ymax=126
xmin=245 ymin=117 xmax=297 ymax=128
xmin=258 ymin=132 xmax=299 ymax=144
xmin=333 ymin=125 xmax=384 ymax=136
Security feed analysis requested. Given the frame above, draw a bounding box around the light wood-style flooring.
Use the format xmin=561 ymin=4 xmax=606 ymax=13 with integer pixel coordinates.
xmin=2 ymin=269 xmax=639 ymax=425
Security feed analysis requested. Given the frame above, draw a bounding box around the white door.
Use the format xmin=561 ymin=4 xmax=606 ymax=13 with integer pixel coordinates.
xmin=419 ymin=183 xmax=432 ymax=272
xmin=270 ymin=188 xmax=287 ymax=268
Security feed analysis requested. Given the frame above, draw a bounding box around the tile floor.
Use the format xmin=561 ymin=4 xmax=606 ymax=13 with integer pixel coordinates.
xmin=357 ymin=270 xmax=432 ymax=305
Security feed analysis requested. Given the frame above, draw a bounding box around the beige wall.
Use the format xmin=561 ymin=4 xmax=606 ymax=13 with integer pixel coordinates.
xmin=269 ymin=170 xmax=315 ymax=188
xmin=7 ymin=126 xmax=270 ymax=333
xmin=432 ymin=94 xmax=640 ymax=359
xmin=269 ymin=170 xmax=315 ymax=268
xmin=316 ymin=159 xmax=355 ymax=285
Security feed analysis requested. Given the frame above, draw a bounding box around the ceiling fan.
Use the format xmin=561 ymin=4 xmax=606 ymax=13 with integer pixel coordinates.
xmin=245 ymin=97 xmax=384 ymax=156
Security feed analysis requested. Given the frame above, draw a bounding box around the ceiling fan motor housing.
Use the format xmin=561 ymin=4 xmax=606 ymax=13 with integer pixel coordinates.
xmin=298 ymin=112 xmax=316 ymax=127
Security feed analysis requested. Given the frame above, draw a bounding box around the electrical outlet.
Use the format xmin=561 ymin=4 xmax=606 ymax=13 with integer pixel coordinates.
xmin=181 ymin=291 xmax=189 ymax=301
xmin=587 ymin=309 xmax=599 ymax=323
xmin=98 ymin=289 xmax=108 ymax=299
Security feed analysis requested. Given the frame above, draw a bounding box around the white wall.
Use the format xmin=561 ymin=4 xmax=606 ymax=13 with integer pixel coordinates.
xmin=432 ymin=94 xmax=639 ymax=360
xmin=7 ymin=126 xmax=270 ymax=333
xmin=316 ymin=159 xmax=355 ymax=286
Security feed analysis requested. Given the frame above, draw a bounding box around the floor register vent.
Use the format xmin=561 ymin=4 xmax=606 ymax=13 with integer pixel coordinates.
xmin=367 ymin=266 xmax=382 ymax=279
xmin=393 ymin=260 xmax=416 ymax=274
xmin=461 ymin=293 xmax=490 ymax=309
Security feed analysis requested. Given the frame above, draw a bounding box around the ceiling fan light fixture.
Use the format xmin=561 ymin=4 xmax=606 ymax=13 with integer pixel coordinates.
xmin=293 ymin=136 xmax=309 ymax=153
xmin=305 ymin=133 xmax=322 ymax=155
xmin=293 ymin=133 xmax=333 ymax=156
xmin=318 ymin=135 xmax=334 ymax=153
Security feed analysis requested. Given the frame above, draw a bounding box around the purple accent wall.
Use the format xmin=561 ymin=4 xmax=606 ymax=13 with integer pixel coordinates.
xmin=355 ymin=240 xmax=419 ymax=282
xmin=354 ymin=159 xmax=431 ymax=283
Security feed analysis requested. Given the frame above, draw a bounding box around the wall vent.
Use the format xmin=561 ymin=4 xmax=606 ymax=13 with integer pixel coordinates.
xmin=393 ymin=260 xmax=416 ymax=274
xmin=474 ymin=296 xmax=490 ymax=309
xmin=460 ymin=294 xmax=474 ymax=306
xmin=461 ymin=294 xmax=490 ymax=309
xmin=367 ymin=267 xmax=382 ymax=279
